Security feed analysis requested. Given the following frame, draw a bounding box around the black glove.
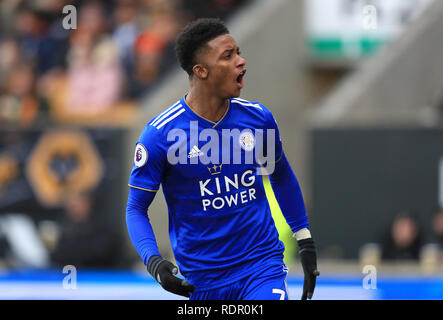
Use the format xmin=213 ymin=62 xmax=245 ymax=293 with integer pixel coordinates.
xmin=147 ymin=255 xmax=195 ymax=298
xmin=298 ymin=238 xmax=320 ymax=300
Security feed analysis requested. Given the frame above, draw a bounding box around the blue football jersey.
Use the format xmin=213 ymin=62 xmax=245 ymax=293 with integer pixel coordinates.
xmin=128 ymin=96 xmax=286 ymax=290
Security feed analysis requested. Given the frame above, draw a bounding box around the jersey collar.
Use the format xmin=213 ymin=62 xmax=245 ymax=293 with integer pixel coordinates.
xmin=180 ymin=95 xmax=231 ymax=128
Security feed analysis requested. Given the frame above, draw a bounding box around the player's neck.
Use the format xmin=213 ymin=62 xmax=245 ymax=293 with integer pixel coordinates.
xmin=185 ymin=90 xmax=229 ymax=123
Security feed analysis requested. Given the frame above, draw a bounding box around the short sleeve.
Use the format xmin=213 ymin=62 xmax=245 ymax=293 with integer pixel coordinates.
xmin=128 ymin=125 xmax=166 ymax=192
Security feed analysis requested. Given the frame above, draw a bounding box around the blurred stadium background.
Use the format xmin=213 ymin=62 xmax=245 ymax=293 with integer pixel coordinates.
xmin=1 ymin=0 xmax=443 ymax=300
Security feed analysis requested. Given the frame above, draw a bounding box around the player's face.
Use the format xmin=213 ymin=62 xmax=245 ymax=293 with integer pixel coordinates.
xmin=200 ymin=34 xmax=247 ymax=98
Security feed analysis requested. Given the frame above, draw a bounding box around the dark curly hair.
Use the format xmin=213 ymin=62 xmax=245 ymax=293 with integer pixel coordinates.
xmin=175 ymin=18 xmax=229 ymax=76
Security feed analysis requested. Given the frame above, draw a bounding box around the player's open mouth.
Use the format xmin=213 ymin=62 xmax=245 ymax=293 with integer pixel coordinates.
xmin=236 ymin=69 xmax=246 ymax=88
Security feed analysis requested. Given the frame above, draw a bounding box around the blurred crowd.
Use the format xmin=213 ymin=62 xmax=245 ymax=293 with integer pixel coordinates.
xmin=0 ymin=0 xmax=248 ymax=127
xmin=359 ymin=208 xmax=443 ymax=269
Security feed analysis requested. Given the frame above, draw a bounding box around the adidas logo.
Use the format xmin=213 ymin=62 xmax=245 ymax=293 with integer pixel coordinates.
xmin=188 ymin=145 xmax=204 ymax=158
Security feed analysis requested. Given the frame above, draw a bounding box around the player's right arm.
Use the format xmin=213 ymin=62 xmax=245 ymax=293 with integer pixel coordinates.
xmin=125 ymin=124 xmax=194 ymax=297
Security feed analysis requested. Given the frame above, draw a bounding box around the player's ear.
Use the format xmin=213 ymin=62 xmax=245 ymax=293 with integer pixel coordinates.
xmin=192 ymin=64 xmax=208 ymax=80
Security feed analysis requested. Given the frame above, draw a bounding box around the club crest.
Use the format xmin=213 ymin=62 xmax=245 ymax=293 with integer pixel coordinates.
xmin=239 ymin=131 xmax=255 ymax=151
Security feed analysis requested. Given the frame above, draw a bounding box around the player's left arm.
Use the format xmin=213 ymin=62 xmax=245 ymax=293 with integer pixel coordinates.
xmin=126 ymin=125 xmax=195 ymax=298
xmin=264 ymin=108 xmax=320 ymax=300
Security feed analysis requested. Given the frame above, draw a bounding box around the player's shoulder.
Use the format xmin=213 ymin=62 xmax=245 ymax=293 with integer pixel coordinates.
xmin=230 ymin=97 xmax=274 ymax=122
xmin=230 ymin=97 xmax=273 ymax=114
xmin=144 ymin=99 xmax=188 ymax=134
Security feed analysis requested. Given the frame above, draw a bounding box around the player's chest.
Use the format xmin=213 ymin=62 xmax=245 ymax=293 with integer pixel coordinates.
xmin=164 ymin=123 xmax=262 ymax=180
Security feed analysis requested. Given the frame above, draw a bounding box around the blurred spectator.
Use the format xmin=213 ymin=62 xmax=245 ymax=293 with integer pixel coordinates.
xmin=0 ymin=38 xmax=21 ymax=84
xmin=126 ymin=0 xmax=184 ymax=98
xmin=381 ymin=211 xmax=423 ymax=261
xmin=48 ymin=192 xmax=122 ymax=269
xmin=112 ymin=0 xmax=139 ymax=73
xmin=428 ymin=208 xmax=443 ymax=257
xmin=64 ymin=1 xmax=123 ymax=114
xmin=0 ymin=61 xmax=43 ymax=126
xmin=14 ymin=5 xmax=68 ymax=75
